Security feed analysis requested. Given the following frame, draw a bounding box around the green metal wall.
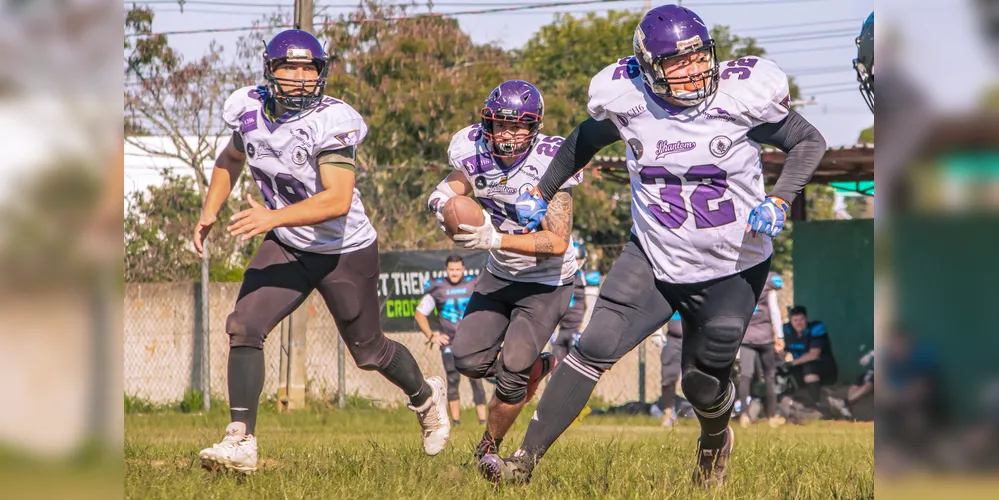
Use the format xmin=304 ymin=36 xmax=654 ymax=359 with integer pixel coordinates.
xmin=893 ymin=215 xmax=999 ymax=421
xmin=791 ymin=219 xmax=874 ymax=383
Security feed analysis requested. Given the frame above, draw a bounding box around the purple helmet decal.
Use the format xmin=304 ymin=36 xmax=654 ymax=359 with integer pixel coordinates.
xmin=633 ymin=5 xmax=719 ymax=106
xmin=479 ymin=80 xmax=544 ymax=158
xmin=263 ymin=29 xmax=329 ymax=111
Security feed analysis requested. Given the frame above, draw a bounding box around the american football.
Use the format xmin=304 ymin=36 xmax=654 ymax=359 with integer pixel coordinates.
xmin=441 ymin=195 xmax=484 ymax=237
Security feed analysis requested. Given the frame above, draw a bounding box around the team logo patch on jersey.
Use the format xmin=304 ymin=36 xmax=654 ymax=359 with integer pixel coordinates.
xmin=628 ymin=138 xmax=644 ymax=160
xmin=475 ymin=176 xmax=487 ymax=189
xmin=488 ymin=185 xmax=517 ymax=196
xmin=616 ymin=114 xmax=629 ymax=127
xmin=239 ymin=111 xmax=257 ymax=133
xmin=626 ymin=105 xmax=647 ymax=118
xmin=709 ymin=136 xmax=733 ymax=158
xmin=292 ymin=128 xmax=313 ymax=147
xmin=334 ymin=130 xmax=360 ymax=147
xmin=245 ymin=142 xmax=256 ymax=158
xmin=523 ymin=165 xmax=540 ymax=181
xmin=655 ymin=139 xmax=696 ymax=159
xmin=518 ymin=183 xmax=536 ymax=196
xmin=255 ymin=143 xmax=283 ymax=159
xmin=780 ymin=94 xmax=791 ymax=110
xmin=707 ymin=107 xmax=738 ymax=123
xmin=292 ymin=145 xmax=309 ymax=165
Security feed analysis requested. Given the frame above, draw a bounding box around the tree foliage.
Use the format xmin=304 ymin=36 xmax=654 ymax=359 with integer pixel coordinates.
xmin=124 ymin=172 xmax=258 ymax=282
xmin=123 ymin=1 xmax=811 ymax=279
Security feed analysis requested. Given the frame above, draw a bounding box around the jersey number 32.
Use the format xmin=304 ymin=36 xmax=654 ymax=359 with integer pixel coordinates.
xmin=639 ymin=164 xmax=736 ymax=229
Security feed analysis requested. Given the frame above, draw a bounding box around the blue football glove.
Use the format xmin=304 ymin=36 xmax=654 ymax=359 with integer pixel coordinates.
xmin=747 ymin=196 xmax=790 ymax=238
xmin=515 ymin=187 xmax=548 ymax=231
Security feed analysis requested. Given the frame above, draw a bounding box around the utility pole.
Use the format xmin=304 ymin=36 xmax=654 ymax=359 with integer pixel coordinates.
xmin=643 ymin=0 xmax=652 ymax=14
xmin=294 ymin=0 xmax=315 ymax=34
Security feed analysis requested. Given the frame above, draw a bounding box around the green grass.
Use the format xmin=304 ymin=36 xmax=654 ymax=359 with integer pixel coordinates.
xmin=125 ymin=406 xmax=873 ymax=499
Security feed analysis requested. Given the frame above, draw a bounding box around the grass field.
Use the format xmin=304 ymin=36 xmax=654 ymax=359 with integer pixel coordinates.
xmin=125 ymin=404 xmax=874 ymax=499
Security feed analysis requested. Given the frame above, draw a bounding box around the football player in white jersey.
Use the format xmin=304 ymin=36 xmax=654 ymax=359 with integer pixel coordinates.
xmin=192 ymin=29 xmax=450 ymax=473
xmin=479 ymin=5 xmax=826 ymax=487
xmin=426 ymin=80 xmax=581 ymax=465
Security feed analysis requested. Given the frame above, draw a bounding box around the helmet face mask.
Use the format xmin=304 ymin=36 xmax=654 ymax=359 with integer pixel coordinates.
xmin=479 ymin=80 xmax=545 ymax=159
xmin=263 ymin=30 xmax=330 ymax=111
xmin=634 ymin=6 xmax=719 ymax=107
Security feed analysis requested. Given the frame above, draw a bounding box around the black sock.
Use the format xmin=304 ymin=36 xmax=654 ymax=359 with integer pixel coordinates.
xmin=763 ymin=377 xmax=777 ymax=418
xmin=737 ymin=376 xmax=753 ymax=416
xmin=520 ymin=355 xmax=600 ymax=460
xmin=660 ymin=384 xmax=676 ymax=413
xmin=806 ymin=382 xmax=822 ymax=407
xmin=228 ymin=346 xmax=265 ymax=435
xmin=377 ymin=342 xmax=432 ymax=407
xmin=453 ymin=419 xmax=461 ymax=426
xmin=694 ymin=381 xmax=735 ymax=449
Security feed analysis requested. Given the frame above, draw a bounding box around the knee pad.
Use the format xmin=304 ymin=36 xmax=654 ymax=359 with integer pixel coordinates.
xmin=493 ymin=370 xmax=528 ymax=405
xmin=574 ymin=310 xmax=628 ymax=369
xmin=453 ymin=352 xmax=493 ymax=379
xmin=350 ymin=335 xmax=393 ymax=371
xmin=226 ymin=313 xmax=267 ymax=349
xmin=697 ymin=316 xmax=746 ymax=369
xmin=445 ymin=371 xmax=461 ymax=402
xmin=681 ymin=367 xmax=725 ymax=410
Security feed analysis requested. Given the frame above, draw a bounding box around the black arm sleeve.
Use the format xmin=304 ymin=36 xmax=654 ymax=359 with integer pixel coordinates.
xmin=747 ymin=109 xmax=827 ymax=203
xmin=537 ymin=117 xmax=622 ymax=201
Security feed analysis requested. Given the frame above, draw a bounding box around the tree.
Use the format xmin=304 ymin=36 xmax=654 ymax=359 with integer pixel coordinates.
xmin=858 ymin=126 xmax=874 ymax=143
xmin=319 ymin=2 xmax=527 ymax=250
xmin=125 ymin=172 xmax=258 ymax=282
xmin=124 ymin=6 xmax=252 ymax=201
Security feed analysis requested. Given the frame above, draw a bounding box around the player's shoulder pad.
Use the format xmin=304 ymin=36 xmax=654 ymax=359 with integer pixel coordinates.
xmin=587 ymin=56 xmax=642 ymax=122
xmin=783 ymin=323 xmax=792 ymax=335
xmin=312 ymin=96 xmax=368 ymax=152
xmin=584 ymin=271 xmax=601 ymax=286
xmin=670 ymin=311 xmax=681 ymax=321
xmin=423 ymin=279 xmax=434 ymax=293
xmin=716 ymin=57 xmax=791 ymax=124
xmin=770 ymin=273 xmax=784 ymax=289
xmin=808 ymin=321 xmax=827 ymax=337
xmin=222 ymin=86 xmax=264 ymax=132
xmin=447 ymin=124 xmax=485 ymax=172
xmin=463 ymin=275 xmax=475 ymax=282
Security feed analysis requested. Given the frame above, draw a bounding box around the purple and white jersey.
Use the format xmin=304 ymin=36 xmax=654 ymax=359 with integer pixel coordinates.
xmin=447 ymin=124 xmax=582 ymax=286
xmin=587 ymin=56 xmax=791 ymax=283
xmin=222 ymin=86 xmax=376 ymax=254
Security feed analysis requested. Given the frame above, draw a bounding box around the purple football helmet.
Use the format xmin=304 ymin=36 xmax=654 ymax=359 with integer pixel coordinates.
xmin=263 ymin=29 xmax=329 ymax=110
xmin=633 ymin=5 xmax=719 ymax=106
xmin=480 ymin=80 xmax=544 ymax=158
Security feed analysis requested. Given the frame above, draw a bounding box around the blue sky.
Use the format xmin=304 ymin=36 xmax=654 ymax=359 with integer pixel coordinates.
xmin=138 ymin=0 xmax=876 ymax=146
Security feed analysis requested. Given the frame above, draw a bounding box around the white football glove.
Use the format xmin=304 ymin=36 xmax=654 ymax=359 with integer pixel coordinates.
xmin=454 ymin=210 xmax=503 ymax=250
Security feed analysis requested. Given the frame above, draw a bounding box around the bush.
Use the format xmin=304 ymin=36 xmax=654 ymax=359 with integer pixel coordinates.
xmin=124 ymin=394 xmax=157 ymax=414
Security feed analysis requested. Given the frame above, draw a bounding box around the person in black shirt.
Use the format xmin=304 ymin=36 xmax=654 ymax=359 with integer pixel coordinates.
xmin=781 ymin=306 xmax=838 ymax=408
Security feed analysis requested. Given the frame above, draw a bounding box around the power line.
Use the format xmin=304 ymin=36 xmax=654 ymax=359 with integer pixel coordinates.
xmin=126 ymin=0 xmax=638 ymax=37
xmin=767 ymin=44 xmax=851 ymax=56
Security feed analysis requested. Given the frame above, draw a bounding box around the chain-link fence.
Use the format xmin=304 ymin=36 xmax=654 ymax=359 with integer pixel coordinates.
xmin=123 ymin=281 xmax=670 ymax=408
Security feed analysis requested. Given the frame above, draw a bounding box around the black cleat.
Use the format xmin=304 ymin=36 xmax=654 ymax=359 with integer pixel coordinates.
xmin=478 ymin=453 xmax=534 ymax=484
xmin=692 ymin=426 xmax=734 ymax=488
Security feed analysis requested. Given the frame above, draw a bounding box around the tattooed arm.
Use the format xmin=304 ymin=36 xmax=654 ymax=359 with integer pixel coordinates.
xmin=497 ymin=190 xmax=573 ymax=258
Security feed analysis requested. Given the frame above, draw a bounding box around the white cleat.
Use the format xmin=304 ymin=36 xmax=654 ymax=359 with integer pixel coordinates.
xmin=410 ymin=376 xmax=451 ymax=456
xmin=199 ymin=422 xmax=258 ymax=473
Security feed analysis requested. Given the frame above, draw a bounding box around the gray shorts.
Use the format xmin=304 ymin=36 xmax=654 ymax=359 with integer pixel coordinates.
xmin=450 ymin=271 xmax=572 ymax=403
